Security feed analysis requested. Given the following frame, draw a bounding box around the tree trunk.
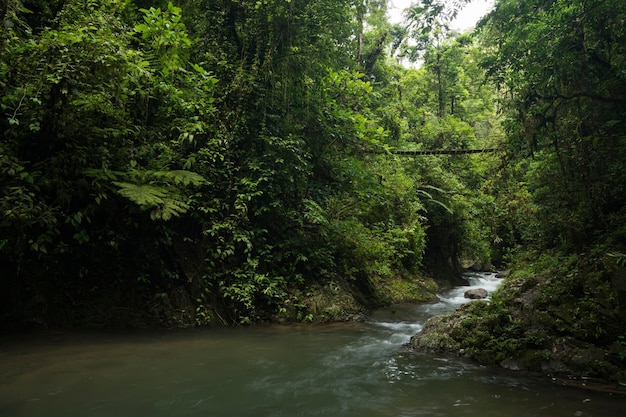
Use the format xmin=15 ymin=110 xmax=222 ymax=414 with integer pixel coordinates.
xmin=357 ymin=2 xmax=365 ymax=65
xmin=436 ymin=53 xmax=445 ymax=118
xmin=364 ymin=32 xmax=387 ymax=76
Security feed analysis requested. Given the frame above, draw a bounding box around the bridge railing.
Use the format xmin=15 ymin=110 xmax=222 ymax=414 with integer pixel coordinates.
xmin=369 ymin=148 xmax=500 ymax=156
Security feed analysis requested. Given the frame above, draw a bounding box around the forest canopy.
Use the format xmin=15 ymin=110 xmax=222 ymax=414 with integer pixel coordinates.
xmin=1 ymin=0 xmax=625 ymax=374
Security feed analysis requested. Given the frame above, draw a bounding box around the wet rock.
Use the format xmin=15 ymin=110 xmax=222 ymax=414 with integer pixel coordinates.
xmin=500 ymin=358 xmax=524 ymax=371
xmin=495 ymin=270 xmax=510 ymax=279
xmin=409 ymin=302 xmax=487 ymax=353
xmin=411 ymin=257 xmax=626 ymax=385
xmin=409 ymin=313 xmax=463 ymax=352
xmin=464 ymin=288 xmax=488 ymax=299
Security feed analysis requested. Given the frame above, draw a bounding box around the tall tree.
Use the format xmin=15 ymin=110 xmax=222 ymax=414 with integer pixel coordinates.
xmin=402 ymin=0 xmax=471 ymax=60
xmin=0 ymin=0 xmax=217 ymax=324
xmin=480 ymin=0 xmax=626 ymax=248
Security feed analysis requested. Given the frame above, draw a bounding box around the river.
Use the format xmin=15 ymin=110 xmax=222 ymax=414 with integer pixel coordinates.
xmin=1 ymin=272 xmax=624 ymax=416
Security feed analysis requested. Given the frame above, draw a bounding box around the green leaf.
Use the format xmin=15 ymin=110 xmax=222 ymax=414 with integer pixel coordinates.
xmin=148 ymin=170 xmax=207 ymax=186
xmin=428 ymin=199 xmax=454 ymax=214
xmin=113 ymin=182 xmax=167 ymax=207
xmin=134 ymin=23 xmax=148 ymax=33
xmin=607 ymin=252 xmax=626 ymax=267
xmin=152 ymin=198 xmax=189 ymax=221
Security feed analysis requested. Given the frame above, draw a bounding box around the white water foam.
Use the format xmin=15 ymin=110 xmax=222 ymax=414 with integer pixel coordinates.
xmin=369 ymin=321 xmax=424 ymax=345
xmin=367 ymin=272 xmax=504 ymax=344
xmin=437 ymin=272 xmax=502 ymax=307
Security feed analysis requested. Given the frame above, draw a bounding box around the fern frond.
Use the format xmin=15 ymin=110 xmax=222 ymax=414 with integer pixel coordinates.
xmin=113 ymin=181 xmax=167 ymax=207
xmin=607 ymin=251 xmax=626 ymax=267
xmin=153 ymin=198 xmax=190 ymax=221
xmin=303 ymin=199 xmax=329 ymax=225
xmin=84 ymin=168 xmax=123 ymax=181
xmin=147 ymin=170 xmax=207 ymax=186
xmin=113 ymin=181 xmax=193 ymax=221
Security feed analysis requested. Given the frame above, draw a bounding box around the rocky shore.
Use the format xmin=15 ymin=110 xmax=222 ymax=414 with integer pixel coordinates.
xmin=409 ymin=253 xmax=626 ymax=389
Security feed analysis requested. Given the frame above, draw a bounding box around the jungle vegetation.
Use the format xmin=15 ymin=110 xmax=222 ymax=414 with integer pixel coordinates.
xmin=1 ymin=0 xmax=625 ymax=376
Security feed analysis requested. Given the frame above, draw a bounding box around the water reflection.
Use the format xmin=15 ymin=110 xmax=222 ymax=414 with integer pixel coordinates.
xmin=1 ymin=273 xmax=624 ymax=416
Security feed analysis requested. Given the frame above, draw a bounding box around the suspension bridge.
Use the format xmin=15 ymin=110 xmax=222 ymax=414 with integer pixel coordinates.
xmin=388 ymin=148 xmax=499 ymax=156
xmin=363 ymin=148 xmax=500 ymax=156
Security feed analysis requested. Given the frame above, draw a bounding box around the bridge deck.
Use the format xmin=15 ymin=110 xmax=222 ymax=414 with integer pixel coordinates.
xmin=383 ymin=148 xmax=499 ymax=156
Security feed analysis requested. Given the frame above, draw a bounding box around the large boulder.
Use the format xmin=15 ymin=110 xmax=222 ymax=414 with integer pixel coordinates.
xmin=464 ymin=288 xmax=488 ymax=299
xmin=410 ymin=313 xmax=463 ymax=352
xmin=410 ymin=257 xmax=626 ymax=385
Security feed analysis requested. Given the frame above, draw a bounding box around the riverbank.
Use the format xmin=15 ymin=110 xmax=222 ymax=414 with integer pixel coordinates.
xmin=410 ymin=249 xmax=626 ymax=387
xmin=3 ymin=272 xmax=624 ymax=417
xmin=273 ymin=272 xmax=439 ymax=324
xmin=0 ymin=268 xmax=441 ymax=330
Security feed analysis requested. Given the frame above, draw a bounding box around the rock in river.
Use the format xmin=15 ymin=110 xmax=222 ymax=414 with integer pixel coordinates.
xmin=464 ymin=288 xmax=488 ymax=299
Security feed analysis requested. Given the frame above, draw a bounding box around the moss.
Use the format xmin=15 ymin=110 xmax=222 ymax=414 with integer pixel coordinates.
xmin=410 ymin=248 xmax=626 ymax=383
xmin=293 ymin=272 xmax=439 ymax=323
xmin=410 ymin=312 xmax=463 ymax=352
xmin=376 ymin=273 xmax=439 ymax=304
xmin=301 ymin=280 xmax=366 ymax=322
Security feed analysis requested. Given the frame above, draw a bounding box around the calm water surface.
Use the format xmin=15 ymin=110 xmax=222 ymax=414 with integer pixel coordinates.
xmin=1 ymin=273 xmax=624 ymax=416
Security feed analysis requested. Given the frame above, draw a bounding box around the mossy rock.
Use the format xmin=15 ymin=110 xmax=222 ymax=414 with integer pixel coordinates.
xmin=409 ymin=250 xmax=626 ymax=384
xmin=302 ymin=280 xmax=366 ymax=322
xmin=410 ymin=312 xmax=463 ymax=352
xmin=410 ymin=302 xmax=489 ymax=353
xmin=377 ymin=274 xmax=439 ymax=304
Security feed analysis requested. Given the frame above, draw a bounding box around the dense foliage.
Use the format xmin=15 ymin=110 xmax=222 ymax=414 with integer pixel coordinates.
xmin=481 ymin=0 xmax=626 ymax=251
xmin=0 ymin=0 xmax=498 ymax=326
xmin=2 ymin=3 xmax=625 ymax=389
xmin=411 ymin=0 xmax=626 ymax=384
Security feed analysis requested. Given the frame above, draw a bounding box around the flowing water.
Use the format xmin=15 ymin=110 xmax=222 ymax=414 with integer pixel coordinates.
xmin=1 ymin=272 xmax=624 ymax=417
